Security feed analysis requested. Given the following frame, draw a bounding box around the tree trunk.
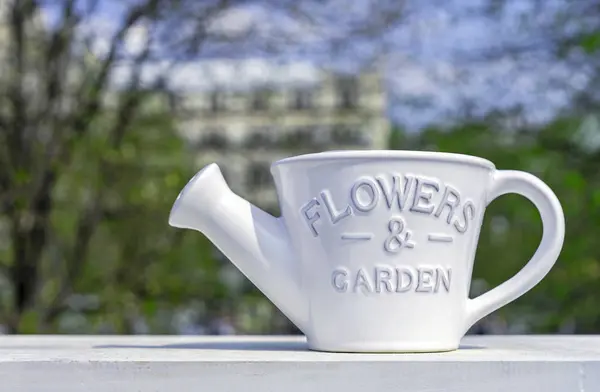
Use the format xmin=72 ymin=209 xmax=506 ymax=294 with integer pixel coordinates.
xmin=8 ymin=171 xmax=55 ymax=333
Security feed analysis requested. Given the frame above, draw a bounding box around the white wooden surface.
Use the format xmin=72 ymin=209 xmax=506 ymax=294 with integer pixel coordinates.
xmin=1 ymin=335 xmax=600 ymax=391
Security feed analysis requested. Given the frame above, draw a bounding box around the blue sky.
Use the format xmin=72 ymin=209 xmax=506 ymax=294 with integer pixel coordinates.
xmin=40 ymin=0 xmax=589 ymax=130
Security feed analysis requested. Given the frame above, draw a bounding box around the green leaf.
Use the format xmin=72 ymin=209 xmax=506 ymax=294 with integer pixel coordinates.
xmin=580 ymin=31 xmax=600 ymax=54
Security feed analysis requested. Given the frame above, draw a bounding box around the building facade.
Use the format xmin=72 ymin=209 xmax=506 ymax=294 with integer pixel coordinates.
xmin=173 ymin=63 xmax=390 ymax=212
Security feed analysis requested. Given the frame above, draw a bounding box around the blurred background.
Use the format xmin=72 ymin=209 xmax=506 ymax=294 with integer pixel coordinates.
xmin=0 ymin=0 xmax=598 ymax=336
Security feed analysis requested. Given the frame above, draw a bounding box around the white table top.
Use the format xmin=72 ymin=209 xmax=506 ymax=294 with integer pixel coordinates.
xmin=1 ymin=334 xmax=600 ymax=362
xmin=1 ymin=335 xmax=599 ymax=391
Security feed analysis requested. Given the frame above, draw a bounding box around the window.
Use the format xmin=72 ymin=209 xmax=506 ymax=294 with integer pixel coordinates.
xmin=331 ymin=125 xmax=367 ymax=146
xmin=282 ymin=127 xmax=314 ymax=148
xmin=291 ymin=88 xmax=313 ymax=110
xmin=264 ymin=204 xmax=281 ymax=217
xmin=250 ymin=90 xmax=270 ymax=111
xmin=246 ymin=162 xmax=272 ymax=190
xmin=244 ymin=127 xmax=275 ymax=149
xmin=209 ymin=90 xmax=226 ymax=112
xmin=199 ymin=128 xmax=228 ymax=150
xmin=336 ymin=76 xmax=359 ymax=109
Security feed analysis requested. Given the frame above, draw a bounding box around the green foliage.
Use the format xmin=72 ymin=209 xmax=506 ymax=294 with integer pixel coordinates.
xmin=387 ymin=126 xmax=407 ymax=150
xmin=580 ymin=31 xmax=600 ymax=54
xmin=2 ymin=97 xmax=233 ymax=334
xmin=3 ymin=96 xmax=600 ymax=335
xmin=4 ymin=102 xmax=600 ymax=335
xmin=391 ymin=115 xmax=600 ymax=333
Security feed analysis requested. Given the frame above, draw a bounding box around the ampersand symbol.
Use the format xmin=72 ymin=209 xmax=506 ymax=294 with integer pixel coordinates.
xmin=384 ymin=216 xmax=415 ymax=253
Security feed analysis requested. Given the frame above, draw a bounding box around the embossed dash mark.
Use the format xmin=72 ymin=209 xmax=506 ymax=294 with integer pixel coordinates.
xmin=341 ymin=233 xmax=373 ymax=241
xmin=428 ymin=234 xmax=453 ymax=243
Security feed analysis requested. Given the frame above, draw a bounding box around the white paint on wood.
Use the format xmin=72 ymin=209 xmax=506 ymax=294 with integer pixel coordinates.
xmin=0 ymin=335 xmax=599 ymax=391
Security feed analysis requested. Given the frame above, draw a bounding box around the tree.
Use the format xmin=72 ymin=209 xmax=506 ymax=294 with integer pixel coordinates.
xmin=388 ymin=111 xmax=600 ymax=334
xmin=0 ymin=0 xmax=409 ymax=333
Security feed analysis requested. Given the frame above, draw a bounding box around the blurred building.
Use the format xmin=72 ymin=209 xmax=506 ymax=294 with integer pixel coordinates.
xmin=171 ymin=61 xmax=390 ymax=211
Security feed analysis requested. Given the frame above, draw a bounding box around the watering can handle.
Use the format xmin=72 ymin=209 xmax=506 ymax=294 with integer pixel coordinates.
xmin=463 ymin=170 xmax=565 ymax=333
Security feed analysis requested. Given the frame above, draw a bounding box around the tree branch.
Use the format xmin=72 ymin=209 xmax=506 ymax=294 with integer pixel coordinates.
xmin=6 ymin=0 xmax=37 ymax=170
xmin=9 ymin=169 xmax=56 ymax=321
xmin=41 ymin=0 xmax=160 ymax=173
xmin=42 ymin=10 xmax=162 ymax=323
xmin=3 ymin=0 xmax=162 ymax=329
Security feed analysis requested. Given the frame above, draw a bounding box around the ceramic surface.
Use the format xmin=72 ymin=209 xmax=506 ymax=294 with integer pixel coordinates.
xmin=168 ymin=150 xmax=565 ymax=353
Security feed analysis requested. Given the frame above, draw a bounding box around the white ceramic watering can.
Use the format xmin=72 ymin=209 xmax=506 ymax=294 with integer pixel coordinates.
xmin=168 ymin=150 xmax=565 ymax=353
